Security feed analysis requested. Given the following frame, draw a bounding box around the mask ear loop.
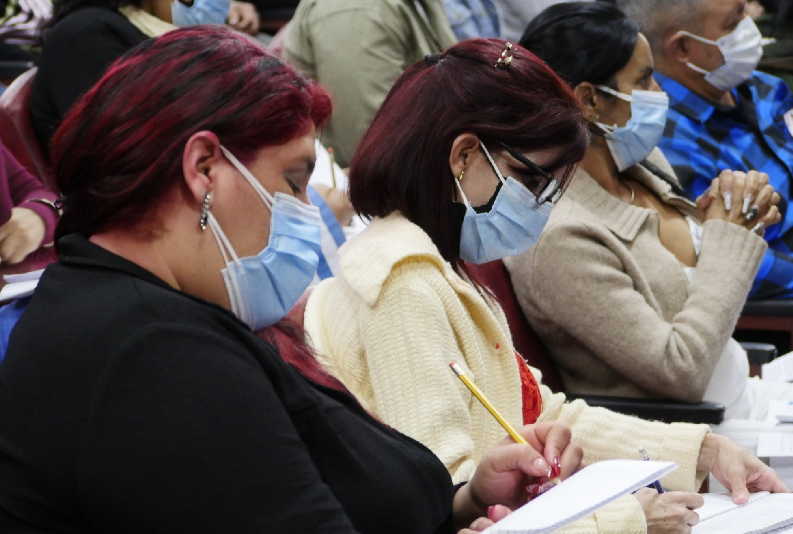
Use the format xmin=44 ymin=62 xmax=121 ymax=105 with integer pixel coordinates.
xmin=478 ymin=141 xmax=508 ymax=187
xmin=207 ymin=212 xmax=240 ymax=265
xmin=675 ymin=31 xmax=719 ymax=75
xmin=219 ymin=145 xmax=275 ymax=211
xmin=454 ymin=171 xmax=473 ymax=210
xmin=594 ymin=86 xmax=633 ymax=132
xmin=596 ymin=85 xmax=633 ymax=102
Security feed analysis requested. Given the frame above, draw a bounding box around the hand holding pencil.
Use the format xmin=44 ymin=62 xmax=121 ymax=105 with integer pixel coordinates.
xmin=449 ymin=362 xmax=583 ymax=527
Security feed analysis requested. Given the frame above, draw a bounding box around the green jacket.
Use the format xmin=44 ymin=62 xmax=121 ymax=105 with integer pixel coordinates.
xmin=285 ymin=0 xmax=457 ymax=166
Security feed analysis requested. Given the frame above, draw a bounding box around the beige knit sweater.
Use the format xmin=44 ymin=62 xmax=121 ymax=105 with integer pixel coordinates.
xmin=505 ymin=150 xmax=767 ymax=401
xmin=305 ymin=211 xmax=710 ymax=534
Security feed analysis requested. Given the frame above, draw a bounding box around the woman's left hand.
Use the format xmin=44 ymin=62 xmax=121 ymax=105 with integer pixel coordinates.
xmin=0 ymin=207 xmax=45 ymax=264
xmin=698 ymin=434 xmax=789 ymax=504
xmin=458 ymin=505 xmax=512 ymax=533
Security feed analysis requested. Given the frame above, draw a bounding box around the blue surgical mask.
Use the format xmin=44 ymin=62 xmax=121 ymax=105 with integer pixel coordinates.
xmin=455 ymin=142 xmax=553 ymax=264
xmin=171 ymin=0 xmax=229 ymax=26
xmin=208 ymin=146 xmax=322 ymax=330
xmin=595 ymin=87 xmax=669 ymax=172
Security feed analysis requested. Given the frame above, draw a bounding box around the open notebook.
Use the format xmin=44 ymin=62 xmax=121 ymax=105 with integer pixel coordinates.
xmin=692 ymin=492 xmax=793 ymax=534
xmin=483 ymin=459 xmax=676 ymax=534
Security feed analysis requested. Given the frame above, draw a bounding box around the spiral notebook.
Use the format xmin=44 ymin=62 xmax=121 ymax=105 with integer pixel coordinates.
xmin=692 ymin=492 xmax=793 ymax=534
xmin=483 ymin=459 xmax=676 ymax=534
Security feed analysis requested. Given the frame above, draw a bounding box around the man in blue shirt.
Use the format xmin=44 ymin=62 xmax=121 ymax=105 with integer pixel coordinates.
xmin=618 ymin=0 xmax=793 ymax=299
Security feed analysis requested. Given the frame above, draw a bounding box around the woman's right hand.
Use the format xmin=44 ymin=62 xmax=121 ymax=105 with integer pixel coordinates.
xmin=634 ymin=488 xmax=703 ymax=534
xmin=698 ymin=170 xmax=781 ymax=234
xmin=452 ymin=423 xmax=582 ymax=529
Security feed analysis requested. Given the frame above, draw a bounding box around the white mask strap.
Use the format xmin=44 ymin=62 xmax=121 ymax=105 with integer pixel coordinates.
xmin=479 ymin=141 xmax=508 ymax=187
xmin=596 ymin=85 xmax=632 ymax=102
xmin=454 ymin=177 xmax=472 ymax=210
xmin=677 ymin=30 xmax=718 ymax=47
xmin=219 ymin=145 xmax=275 ymax=211
xmin=207 ymin=212 xmax=240 ymax=264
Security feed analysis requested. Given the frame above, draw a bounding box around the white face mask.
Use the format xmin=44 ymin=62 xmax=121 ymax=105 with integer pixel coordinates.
xmin=679 ymin=16 xmax=763 ymax=92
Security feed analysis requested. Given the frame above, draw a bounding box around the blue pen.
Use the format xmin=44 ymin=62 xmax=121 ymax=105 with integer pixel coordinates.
xmin=639 ymin=448 xmax=666 ymax=494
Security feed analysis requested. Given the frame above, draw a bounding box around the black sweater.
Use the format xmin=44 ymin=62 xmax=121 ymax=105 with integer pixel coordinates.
xmin=0 ymin=235 xmax=455 ymax=533
xmin=30 ymin=8 xmax=147 ymax=154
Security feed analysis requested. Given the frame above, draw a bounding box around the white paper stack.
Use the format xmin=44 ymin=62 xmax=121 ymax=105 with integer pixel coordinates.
xmin=0 ymin=269 xmax=44 ymax=303
xmin=483 ymin=460 xmax=676 ymax=534
xmin=693 ymin=493 xmax=793 ymax=534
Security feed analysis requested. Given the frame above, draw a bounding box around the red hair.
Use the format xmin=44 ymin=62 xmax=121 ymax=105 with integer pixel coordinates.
xmin=51 ymin=26 xmax=331 ymax=240
xmin=349 ymin=39 xmax=588 ymax=260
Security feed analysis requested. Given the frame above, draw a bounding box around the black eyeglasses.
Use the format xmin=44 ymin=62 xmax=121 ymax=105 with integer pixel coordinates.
xmin=499 ymin=143 xmax=564 ymax=205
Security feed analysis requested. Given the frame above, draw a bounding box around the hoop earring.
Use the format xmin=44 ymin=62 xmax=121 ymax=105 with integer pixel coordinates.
xmin=199 ymin=191 xmax=213 ymax=231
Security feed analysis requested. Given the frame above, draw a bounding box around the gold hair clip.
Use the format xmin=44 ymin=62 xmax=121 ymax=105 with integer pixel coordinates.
xmin=495 ymin=41 xmax=514 ymax=69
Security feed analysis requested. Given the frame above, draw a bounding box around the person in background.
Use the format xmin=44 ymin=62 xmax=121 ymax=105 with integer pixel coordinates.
xmin=30 ymin=0 xmax=174 ymax=155
xmin=305 ymin=37 xmax=787 ymax=533
xmin=616 ymin=0 xmax=793 ymax=299
xmin=228 ymin=0 xmax=298 ymax=36
xmin=0 ymin=140 xmax=59 ymax=361
xmin=442 ymin=0 xmax=500 ymax=41
xmin=284 ymin=0 xmax=457 ymax=167
xmin=171 ymin=0 xmax=229 ymax=26
xmin=0 ymin=141 xmax=58 ymax=266
xmin=0 ymin=26 xmax=570 ymax=534
xmin=509 ymin=2 xmax=793 ymax=424
xmin=496 ymin=0 xmax=592 ymax=41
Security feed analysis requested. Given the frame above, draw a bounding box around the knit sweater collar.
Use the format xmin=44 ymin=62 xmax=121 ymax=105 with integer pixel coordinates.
xmin=337 ymin=211 xmax=453 ymax=307
xmin=567 ymin=148 xmax=697 ymax=243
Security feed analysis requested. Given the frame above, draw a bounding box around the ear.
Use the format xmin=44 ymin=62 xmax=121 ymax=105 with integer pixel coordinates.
xmin=449 ymin=132 xmax=481 ymax=179
xmin=665 ymin=32 xmax=692 ymax=64
xmin=573 ymin=82 xmax=599 ymax=122
xmin=181 ymin=131 xmax=223 ymax=206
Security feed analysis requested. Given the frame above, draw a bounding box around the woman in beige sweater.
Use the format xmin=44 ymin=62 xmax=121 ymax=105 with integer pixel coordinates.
xmin=305 ymin=37 xmax=787 ymax=534
xmin=507 ymin=2 xmax=790 ymax=422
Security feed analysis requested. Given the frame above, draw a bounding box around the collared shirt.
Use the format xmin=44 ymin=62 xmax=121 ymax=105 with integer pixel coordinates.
xmin=441 ymin=0 xmax=499 ymax=40
xmin=657 ymin=71 xmax=793 ymax=299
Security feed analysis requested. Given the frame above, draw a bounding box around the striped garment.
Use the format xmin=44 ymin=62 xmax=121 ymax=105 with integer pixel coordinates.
xmin=657 ymin=70 xmax=793 ymax=299
xmin=0 ymin=0 xmax=52 ymax=45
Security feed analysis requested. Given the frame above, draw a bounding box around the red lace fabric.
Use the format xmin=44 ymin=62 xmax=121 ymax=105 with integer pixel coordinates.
xmin=516 ymin=353 xmax=543 ymax=424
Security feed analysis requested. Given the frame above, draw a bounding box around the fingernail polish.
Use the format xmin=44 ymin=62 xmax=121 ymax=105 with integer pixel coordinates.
xmin=723 ymin=192 xmax=733 ymax=211
xmin=487 ymin=505 xmax=495 ymax=518
xmin=742 ymin=196 xmax=751 ymax=215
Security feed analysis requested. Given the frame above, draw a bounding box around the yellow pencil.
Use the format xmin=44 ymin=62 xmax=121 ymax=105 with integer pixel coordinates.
xmin=327 ymin=147 xmax=338 ymax=190
xmin=449 ymin=361 xmax=560 ymax=484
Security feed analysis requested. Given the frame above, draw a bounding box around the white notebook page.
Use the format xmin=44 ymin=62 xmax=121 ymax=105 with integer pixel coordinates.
xmin=693 ymin=493 xmax=793 ymax=534
xmin=484 ymin=460 xmax=676 ymax=534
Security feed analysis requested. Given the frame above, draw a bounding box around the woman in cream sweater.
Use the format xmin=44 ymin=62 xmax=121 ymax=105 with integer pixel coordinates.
xmin=305 ymin=38 xmax=787 ymax=534
xmin=507 ymin=2 xmax=790 ymax=422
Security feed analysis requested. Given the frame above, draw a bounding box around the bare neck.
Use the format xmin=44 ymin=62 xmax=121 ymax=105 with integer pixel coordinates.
xmin=580 ymin=136 xmax=633 ymax=201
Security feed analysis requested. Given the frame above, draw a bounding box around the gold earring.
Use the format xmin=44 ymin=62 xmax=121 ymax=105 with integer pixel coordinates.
xmin=457 ymin=168 xmax=465 ymax=182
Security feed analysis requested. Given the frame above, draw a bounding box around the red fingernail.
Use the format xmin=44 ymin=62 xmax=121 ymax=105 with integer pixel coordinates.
xmin=487 ymin=505 xmax=496 ymax=519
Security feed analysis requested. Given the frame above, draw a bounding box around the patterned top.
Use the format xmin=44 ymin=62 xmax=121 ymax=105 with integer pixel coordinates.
xmin=657 ymin=71 xmax=793 ymax=299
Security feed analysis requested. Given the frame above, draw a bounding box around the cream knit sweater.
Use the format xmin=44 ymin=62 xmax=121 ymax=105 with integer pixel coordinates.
xmin=305 ymin=212 xmax=710 ymax=534
xmin=504 ymin=150 xmax=767 ymax=401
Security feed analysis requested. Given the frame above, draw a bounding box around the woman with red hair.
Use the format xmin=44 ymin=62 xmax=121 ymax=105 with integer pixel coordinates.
xmin=0 ymin=27 xmax=571 ymax=534
xmin=304 ymin=38 xmax=787 ymax=533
